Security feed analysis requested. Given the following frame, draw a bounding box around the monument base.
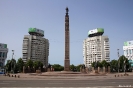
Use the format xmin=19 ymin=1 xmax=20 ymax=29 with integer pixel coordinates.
xmin=93 ymin=70 xmax=98 ymax=73
xmin=60 ymin=71 xmax=82 ymax=74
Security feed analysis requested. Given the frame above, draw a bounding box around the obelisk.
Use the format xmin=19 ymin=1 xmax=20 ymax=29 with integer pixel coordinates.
xmin=64 ymin=7 xmax=70 ymax=71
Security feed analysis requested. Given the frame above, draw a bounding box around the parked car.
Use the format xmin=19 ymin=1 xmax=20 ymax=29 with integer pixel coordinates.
xmin=0 ymin=72 xmax=4 ymax=74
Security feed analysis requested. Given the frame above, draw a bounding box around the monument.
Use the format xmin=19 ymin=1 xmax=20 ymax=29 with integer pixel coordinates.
xmin=64 ymin=7 xmax=70 ymax=71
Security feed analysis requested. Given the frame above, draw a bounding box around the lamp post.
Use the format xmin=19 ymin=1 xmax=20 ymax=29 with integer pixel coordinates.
xmin=117 ymin=49 xmax=120 ymax=73
xmin=11 ymin=50 xmax=14 ymax=73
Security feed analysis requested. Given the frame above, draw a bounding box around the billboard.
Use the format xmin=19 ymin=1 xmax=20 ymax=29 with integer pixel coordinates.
xmin=0 ymin=43 xmax=7 ymax=48
xmin=123 ymin=45 xmax=133 ymax=50
xmin=28 ymin=28 xmax=44 ymax=35
xmin=88 ymin=28 xmax=104 ymax=35
xmin=124 ymin=40 xmax=133 ymax=46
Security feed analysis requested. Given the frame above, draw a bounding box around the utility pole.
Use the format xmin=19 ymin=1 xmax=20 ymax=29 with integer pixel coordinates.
xmin=117 ymin=49 xmax=120 ymax=73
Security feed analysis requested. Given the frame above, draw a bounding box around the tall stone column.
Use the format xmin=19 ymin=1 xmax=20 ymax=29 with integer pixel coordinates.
xmin=64 ymin=7 xmax=70 ymax=71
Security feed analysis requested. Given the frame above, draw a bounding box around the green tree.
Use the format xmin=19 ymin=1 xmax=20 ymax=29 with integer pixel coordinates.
xmin=91 ymin=62 xmax=95 ymax=67
xmin=97 ymin=61 xmax=102 ymax=67
xmin=101 ymin=60 xmax=108 ymax=67
xmin=25 ymin=59 xmax=33 ymax=68
xmin=76 ymin=64 xmax=82 ymax=72
xmin=33 ymin=60 xmax=43 ymax=70
xmin=6 ymin=60 xmax=11 ymax=72
xmin=110 ymin=59 xmax=118 ymax=72
xmin=119 ymin=55 xmax=130 ymax=72
xmin=17 ymin=58 xmax=24 ymax=72
xmin=52 ymin=64 xmax=64 ymax=71
xmin=70 ymin=64 xmax=75 ymax=71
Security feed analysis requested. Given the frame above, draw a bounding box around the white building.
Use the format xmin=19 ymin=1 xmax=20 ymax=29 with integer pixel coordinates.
xmin=83 ymin=28 xmax=110 ymax=67
xmin=0 ymin=43 xmax=8 ymax=68
xmin=123 ymin=40 xmax=133 ymax=60
xmin=22 ymin=28 xmax=49 ymax=67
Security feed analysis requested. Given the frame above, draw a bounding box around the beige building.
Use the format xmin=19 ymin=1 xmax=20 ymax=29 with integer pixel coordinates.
xmin=22 ymin=28 xmax=49 ymax=67
xmin=83 ymin=28 xmax=110 ymax=67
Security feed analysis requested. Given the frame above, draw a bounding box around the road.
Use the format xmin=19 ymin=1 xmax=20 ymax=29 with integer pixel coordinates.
xmin=0 ymin=75 xmax=133 ymax=87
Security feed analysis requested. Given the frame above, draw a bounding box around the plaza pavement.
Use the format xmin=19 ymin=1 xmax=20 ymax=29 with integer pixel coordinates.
xmin=1 ymin=72 xmax=133 ymax=80
xmin=0 ymin=72 xmax=133 ymax=87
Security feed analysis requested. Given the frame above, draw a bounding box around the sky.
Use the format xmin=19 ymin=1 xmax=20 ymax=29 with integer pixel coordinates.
xmin=0 ymin=0 xmax=133 ymax=66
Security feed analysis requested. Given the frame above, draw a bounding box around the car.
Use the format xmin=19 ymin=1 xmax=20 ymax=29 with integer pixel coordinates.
xmin=0 ymin=72 xmax=5 ymax=74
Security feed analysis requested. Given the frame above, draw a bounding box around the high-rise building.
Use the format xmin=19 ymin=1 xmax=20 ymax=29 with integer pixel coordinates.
xmin=83 ymin=28 xmax=110 ymax=67
xmin=22 ymin=28 xmax=49 ymax=67
xmin=0 ymin=43 xmax=8 ymax=68
xmin=123 ymin=40 xmax=133 ymax=67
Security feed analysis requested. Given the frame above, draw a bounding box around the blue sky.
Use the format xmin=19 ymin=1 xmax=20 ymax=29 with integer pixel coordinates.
xmin=0 ymin=0 xmax=133 ymax=66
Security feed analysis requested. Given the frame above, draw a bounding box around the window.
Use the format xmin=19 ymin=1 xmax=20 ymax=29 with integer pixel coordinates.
xmin=126 ymin=50 xmax=128 ymax=55
xmin=129 ymin=49 xmax=132 ymax=54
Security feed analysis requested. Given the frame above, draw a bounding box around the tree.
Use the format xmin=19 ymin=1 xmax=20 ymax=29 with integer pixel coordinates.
xmin=17 ymin=58 xmax=24 ymax=72
xmin=25 ymin=59 xmax=33 ymax=68
xmin=76 ymin=64 xmax=82 ymax=72
xmin=110 ymin=60 xmax=118 ymax=72
xmin=119 ymin=55 xmax=130 ymax=72
xmin=97 ymin=61 xmax=103 ymax=68
xmin=91 ymin=62 xmax=95 ymax=67
xmin=33 ymin=60 xmax=43 ymax=70
xmin=101 ymin=60 xmax=108 ymax=67
xmin=52 ymin=64 xmax=64 ymax=71
xmin=70 ymin=64 xmax=75 ymax=71
xmin=6 ymin=60 xmax=11 ymax=72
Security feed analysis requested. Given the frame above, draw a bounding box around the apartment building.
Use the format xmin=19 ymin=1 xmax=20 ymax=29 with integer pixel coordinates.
xmin=0 ymin=43 xmax=8 ymax=68
xmin=22 ymin=28 xmax=49 ymax=67
xmin=83 ymin=28 xmax=110 ymax=67
xmin=123 ymin=40 xmax=133 ymax=67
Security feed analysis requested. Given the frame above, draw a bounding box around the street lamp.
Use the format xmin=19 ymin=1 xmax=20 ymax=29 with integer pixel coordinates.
xmin=117 ymin=49 xmax=120 ymax=73
xmin=11 ymin=50 xmax=14 ymax=73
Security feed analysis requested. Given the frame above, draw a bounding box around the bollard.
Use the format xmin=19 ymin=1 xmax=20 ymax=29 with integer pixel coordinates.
xmin=9 ymin=75 xmax=10 ymax=77
xmin=15 ymin=75 xmax=16 ymax=78
xmin=115 ymin=75 xmax=116 ymax=77
xmin=12 ymin=75 xmax=13 ymax=77
xmin=18 ymin=75 xmax=20 ymax=78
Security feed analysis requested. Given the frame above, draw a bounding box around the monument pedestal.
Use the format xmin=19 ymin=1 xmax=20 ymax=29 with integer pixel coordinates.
xmin=64 ymin=59 xmax=70 ymax=71
xmin=47 ymin=68 xmax=51 ymax=72
xmin=103 ymin=67 xmax=105 ymax=73
xmin=92 ymin=67 xmax=94 ymax=72
xmin=98 ymin=67 xmax=100 ymax=73
xmin=108 ymin=66 xmax=110 ymax=73
xmin=93 ymin=70 xmax=98 ymax=73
